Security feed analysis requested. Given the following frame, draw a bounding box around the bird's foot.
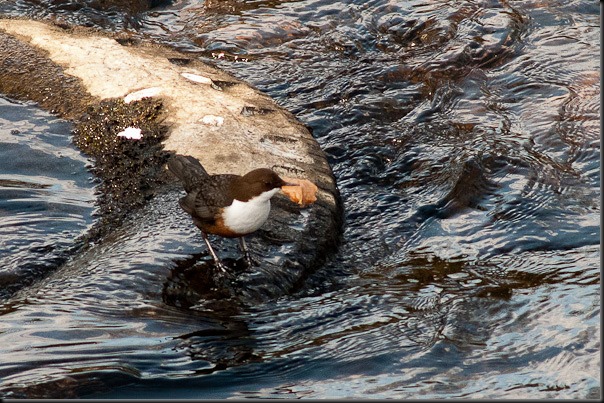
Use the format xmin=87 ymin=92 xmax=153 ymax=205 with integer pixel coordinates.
xmin=210 ymin=260 xmax=238 ymax=295
xmin=243 ymin=252 xmax=258 ymax=269
xmin=238 ymin=237 xmax=259 ymax=269
xmin=213 ymin=260 xmax=234 ymax=278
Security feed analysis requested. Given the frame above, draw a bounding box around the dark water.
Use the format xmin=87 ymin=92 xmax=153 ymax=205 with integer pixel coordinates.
xmin=0 ymin=0 xmax=600 ymax=399
xmin=0 ymin=96 xmax=95 ymax=298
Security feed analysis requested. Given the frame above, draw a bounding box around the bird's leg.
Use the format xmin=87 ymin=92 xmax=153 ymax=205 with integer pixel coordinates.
xmin=238 ymin=237 xmax=256 ymax=267
xmin=201 ymin=231 xmax=230 ymax=274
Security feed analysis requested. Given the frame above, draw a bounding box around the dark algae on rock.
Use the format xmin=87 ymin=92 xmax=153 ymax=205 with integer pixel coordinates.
xmin=73 ymin=97 xmax=171 ymax=242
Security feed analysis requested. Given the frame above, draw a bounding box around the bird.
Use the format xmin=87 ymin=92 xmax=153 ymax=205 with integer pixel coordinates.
xmin=167 ymin=154 xmax=294 ymax=274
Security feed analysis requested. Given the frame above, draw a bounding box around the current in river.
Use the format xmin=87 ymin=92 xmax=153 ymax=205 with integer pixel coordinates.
xmin=0 ymin=0 xmax=600 ymax=399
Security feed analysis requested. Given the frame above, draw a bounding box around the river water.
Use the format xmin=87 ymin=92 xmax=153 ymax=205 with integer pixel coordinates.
xmin=0 ymin=0 xmax=600 ymax=399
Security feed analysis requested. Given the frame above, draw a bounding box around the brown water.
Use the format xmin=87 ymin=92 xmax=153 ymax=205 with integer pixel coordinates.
xmin=0 ymin=0 xmax=600 ymax=399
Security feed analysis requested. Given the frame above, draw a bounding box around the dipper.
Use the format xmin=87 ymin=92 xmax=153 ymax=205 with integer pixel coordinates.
xmin=168 ymin=154 xmax=294 ymax=273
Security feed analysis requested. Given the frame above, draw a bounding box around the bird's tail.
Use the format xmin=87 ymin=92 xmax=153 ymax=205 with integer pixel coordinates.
xmin=167 ymin=154 xmax=209 ymax=193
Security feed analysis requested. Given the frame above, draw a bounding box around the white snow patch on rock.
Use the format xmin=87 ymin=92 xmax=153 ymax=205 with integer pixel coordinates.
xmin=181 ymin=72 xmax=213 ymax=85
xmin=117 ymin=127 xmax=143 ymax=140
xmin=200 ymin=115 xmax=224 ymax=126
xmin=124 ymin=87 xmax=162 ymax=103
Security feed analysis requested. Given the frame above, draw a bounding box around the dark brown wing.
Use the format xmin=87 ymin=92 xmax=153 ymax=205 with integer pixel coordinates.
xmin=180 ymin=174 xmax=238 ymax=224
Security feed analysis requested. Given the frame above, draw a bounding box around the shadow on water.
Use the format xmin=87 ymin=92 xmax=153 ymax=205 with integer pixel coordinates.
xmin=0 ymin=0 xmax=600 ymax=399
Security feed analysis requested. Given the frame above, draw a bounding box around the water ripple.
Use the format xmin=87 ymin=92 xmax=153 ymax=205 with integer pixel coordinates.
xmin=0 ymin=98 xmax=95 ymax=299
xmin=0 ymin=0 xmax=600 ymax=399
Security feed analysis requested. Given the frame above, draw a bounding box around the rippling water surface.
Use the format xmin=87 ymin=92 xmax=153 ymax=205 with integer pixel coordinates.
xmin=0 ymin=97 xmax=95 ymax=298
xmin=0 ymin=0 xmax=600 ymax=399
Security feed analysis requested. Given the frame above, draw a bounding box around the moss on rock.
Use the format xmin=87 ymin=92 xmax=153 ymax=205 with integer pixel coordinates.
xmin=73 ymin=97 xmax=170 ymax=242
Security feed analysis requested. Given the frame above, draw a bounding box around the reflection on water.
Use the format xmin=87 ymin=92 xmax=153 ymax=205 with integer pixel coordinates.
xmin=0 ymin=0 xmax=600 ymax=399
xmin=0 ymin=97 xmax=95 ymax=298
